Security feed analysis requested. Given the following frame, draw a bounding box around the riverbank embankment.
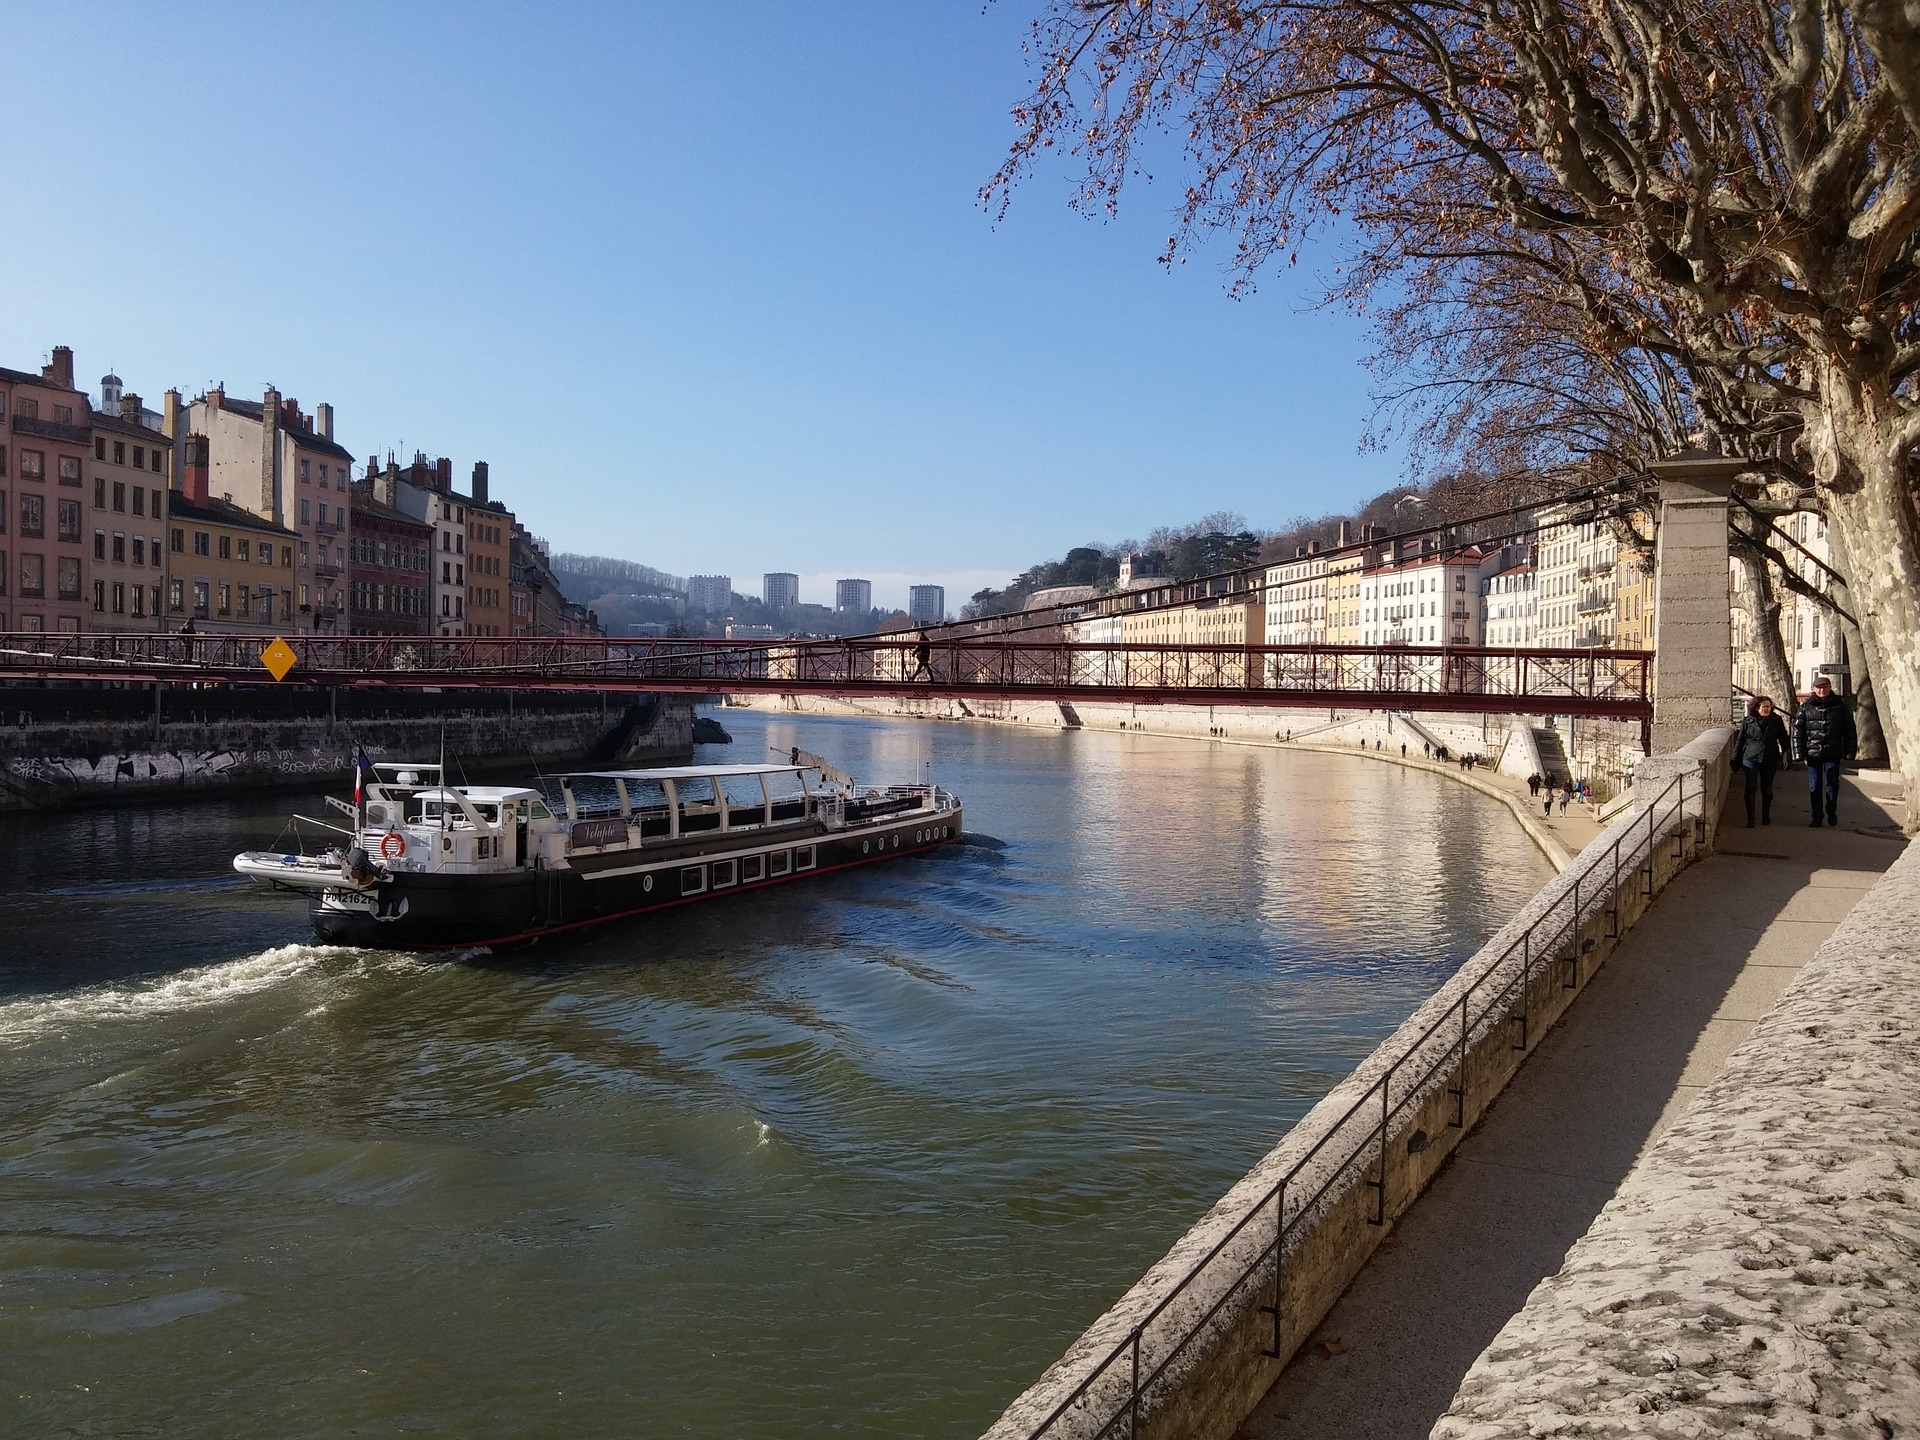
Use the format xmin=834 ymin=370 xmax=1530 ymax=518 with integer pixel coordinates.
xmin=0 ymin=688 xmax=696 ymax=810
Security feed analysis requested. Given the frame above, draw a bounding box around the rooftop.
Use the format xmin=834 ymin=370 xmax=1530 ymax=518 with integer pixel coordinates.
xmin=169 ymin=491 xmax=300 ymax=538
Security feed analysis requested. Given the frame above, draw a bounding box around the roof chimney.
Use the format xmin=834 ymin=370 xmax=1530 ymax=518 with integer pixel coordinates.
xmin=183 ymin=434 xmax=210 ymax=507
xmin=1307 ymin=539 xmax=1321 ymax=555
xmin=1338 ymin=519 xmax=1354 ymax=547
xmin=163 ymin=389 xmax=181 ymax=441
xmin=43 ymin=346 xmax=74 ymax=391
xmin=379 ymin=460 xmax=400 ymax=510
xmin=261 ymin=386 xmax=281 ymax=520
xmin=471 ymin=460 xmax=489 ymax=505
xmin=316 ymin=402 xmax=333 ymax=441
xmin=436 ymin=456 xmax=452 ymax=492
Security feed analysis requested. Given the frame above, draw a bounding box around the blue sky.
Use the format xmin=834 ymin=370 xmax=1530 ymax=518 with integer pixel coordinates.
xmin=1 ymin=3 xmax=1404 ymax=611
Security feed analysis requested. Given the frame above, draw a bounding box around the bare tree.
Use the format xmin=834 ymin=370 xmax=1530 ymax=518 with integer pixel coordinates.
xmin=994 ymin=0 xmax=1920 ymax=821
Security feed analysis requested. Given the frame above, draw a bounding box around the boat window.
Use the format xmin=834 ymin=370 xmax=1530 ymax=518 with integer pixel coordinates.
xmin=769 ymin=851 xmax=791 ymax=877
xmin=679 ymin=865 xmax=705 ymax=895
xmin=740 ymin=854 xmax=764 ymax=883
xmin=710 ymin=859 xmax=736 ymax=889
xmin=720 ymin=774 xmax=768 ymax=824
xmin=528 ymin=801 xmax=552 ymax=821
xmin=677 ymin=776 xmax=722 ymax=833
xmin=794 ymin=845 xmax=815 ymax=872
xmin=473 ymin=804 xmax=499 ymax=824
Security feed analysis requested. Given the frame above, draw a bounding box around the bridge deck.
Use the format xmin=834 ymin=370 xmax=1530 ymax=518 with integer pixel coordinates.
xmin=0 ymin=634 xmax=1653 ymax=720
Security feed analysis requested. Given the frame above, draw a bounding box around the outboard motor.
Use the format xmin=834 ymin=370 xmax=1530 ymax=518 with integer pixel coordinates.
xmin=343 ymin=845 xmax=381 ymax=888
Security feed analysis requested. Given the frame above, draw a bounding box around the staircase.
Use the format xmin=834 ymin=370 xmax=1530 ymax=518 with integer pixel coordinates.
xmin=1533 ymin=726 xmax=1571 ymax=784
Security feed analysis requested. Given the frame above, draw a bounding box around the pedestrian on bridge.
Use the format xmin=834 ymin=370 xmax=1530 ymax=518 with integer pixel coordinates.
xmin=911 ymin=632 xmax=934 ymax=682
xmin=1793 ymin=677 xmax=1856 ymax=827
xmin=1733 ymin=694 xmax=1791 ymax=828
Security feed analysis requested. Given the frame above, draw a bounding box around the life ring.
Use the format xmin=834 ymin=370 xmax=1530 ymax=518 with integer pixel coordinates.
xmin=378 ymin=830 xmax=407 ymax=860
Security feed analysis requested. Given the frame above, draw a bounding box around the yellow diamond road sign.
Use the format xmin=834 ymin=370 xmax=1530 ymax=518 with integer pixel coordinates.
xmin=260 ymin=637 xmax=298 ymax=682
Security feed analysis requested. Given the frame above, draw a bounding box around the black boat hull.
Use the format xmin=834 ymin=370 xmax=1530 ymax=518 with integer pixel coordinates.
xmin=309 ymin=807 xmax=963 ymax=950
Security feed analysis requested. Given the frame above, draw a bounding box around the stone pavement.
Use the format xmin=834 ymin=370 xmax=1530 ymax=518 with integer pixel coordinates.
xmin=1239 ymin=771 xmax=1908 ymax=1440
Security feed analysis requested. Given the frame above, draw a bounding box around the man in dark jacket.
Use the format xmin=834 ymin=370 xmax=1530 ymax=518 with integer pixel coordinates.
xmin=1793 ymin=676 xmax=1857 ymax=826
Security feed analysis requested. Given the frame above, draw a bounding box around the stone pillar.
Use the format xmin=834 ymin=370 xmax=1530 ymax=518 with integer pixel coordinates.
xmin=261 ymin=386 xmax=282 ymax=522
xmin=1649 ymin=456 xmax=1743 ymax=754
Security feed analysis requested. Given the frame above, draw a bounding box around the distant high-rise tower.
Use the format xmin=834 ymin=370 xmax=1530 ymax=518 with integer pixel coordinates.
xmin=763 ymin=572 xmax=799 ymax=609
xmin=687 ymin=575 xmax=733 ymax=614
xmin=908 ymin=585 xmax=946 ymax=625
xmin=835 ymin=578 xmax=872 ymax=614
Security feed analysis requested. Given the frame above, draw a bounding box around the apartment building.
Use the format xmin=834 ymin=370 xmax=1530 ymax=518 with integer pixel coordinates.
xmin=182 ymin=386 xmax=354 ymax=632
xmin=509 ymin=522 xmax=568 ymax=637
xmin=835 ymin=578 xmax=871 ymax=613
xmin=908 ymin=585 xmax=946 ymax=625
xmin=1359 ymin=543 xmax=1484 ymax=646
xmin=168 ymin=436 xmax=301 ymax=630
xmin=1535 ymin=507 xmax=1619 ymax=647
xmin=378 ymin=453 xmax=472 ymax=636
xmin=687 ymin=574 xmax=732 ymax=615
xmin=1263 ymin=545 xmax=1328 ymax=646
xmin=1323 ymin=547 xmax=1365 ymax=644
xmin=764 ymin=572 xmax=799 ymax=609
xmin=89 ymin=400 xmax=171 ymax=630
xmin=1480 ymin=561 xmax=1540 ymax=649
xmin=1614 ymin=549 xmax=1656 ymax=650
xmin=464 ymin=463 xmax=511 ymax=638
xmin=0 ymin=347 xmax=92 ymax=632
xmin=348 ymin=473 xmax=434 ymax=636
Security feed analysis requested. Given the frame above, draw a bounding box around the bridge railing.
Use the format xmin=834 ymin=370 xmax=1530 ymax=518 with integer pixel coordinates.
xmin=0 ymin=633 xmax=1652 ymax=716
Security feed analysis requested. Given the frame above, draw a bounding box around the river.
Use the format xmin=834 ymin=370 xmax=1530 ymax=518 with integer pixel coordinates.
xmin=0 ymin=708 xmax=1553 ymax=1438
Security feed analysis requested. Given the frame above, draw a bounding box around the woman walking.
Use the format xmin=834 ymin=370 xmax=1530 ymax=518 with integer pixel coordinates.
xmin=1734 ymin=695 xmax=1791 ymax=827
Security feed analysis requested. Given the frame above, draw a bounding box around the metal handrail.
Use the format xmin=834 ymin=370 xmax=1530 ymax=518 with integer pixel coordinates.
xmin=1024 ymin=769 xmax=1703 ymax=1439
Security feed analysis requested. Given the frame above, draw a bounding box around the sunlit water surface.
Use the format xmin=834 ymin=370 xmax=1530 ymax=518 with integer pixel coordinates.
xmin=0 ymin=709 xmax=1552 ymax=1438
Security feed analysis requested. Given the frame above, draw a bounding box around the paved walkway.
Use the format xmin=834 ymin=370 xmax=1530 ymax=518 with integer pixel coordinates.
xmin=1240 ymin=770 xmax=1909 ymax=1440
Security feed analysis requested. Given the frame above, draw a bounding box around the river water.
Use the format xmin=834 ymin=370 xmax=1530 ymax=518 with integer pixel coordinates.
xmin=0 ymin=709 xmax=1552 ymax=1439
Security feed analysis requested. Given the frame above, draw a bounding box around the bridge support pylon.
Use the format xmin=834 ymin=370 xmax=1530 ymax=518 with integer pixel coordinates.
xmin=1649 ymin=456 xmax=1744 ymax=754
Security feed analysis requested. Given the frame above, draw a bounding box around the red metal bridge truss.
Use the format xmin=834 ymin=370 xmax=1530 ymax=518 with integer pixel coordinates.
xmin=0 ymin=633 xmax=1653 ymax=720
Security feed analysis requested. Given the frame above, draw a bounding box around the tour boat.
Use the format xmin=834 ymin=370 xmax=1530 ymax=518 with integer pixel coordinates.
xmin=232 ymin=752 xmax=963 ymax=950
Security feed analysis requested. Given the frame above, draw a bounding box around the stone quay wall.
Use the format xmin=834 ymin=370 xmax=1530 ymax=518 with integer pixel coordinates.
xmin=0 ymin=688 xmax=694 ymax=810
xmin=1434 ymin=838 xmax=1920 ymax=1439
xmin=975 ymin=727 xmax=1736 ymax=1440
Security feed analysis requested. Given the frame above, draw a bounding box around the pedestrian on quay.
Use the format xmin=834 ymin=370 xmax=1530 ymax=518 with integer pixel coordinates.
xmin=1423 ymin=741 xmax=1431 ymax=758
xmin=1543 ymin=786 xmax=1556 ymax=818
xmin=1558 ymin=786 xmax=1571 ymax=815
xmin=1401 ymin=742 xmax=1407 ymax=758
xmin=1527 ymin=773 xmax=1541 ymax=796
xmin=1732 ymin=694 xmax=1791 ymax=827
xmin=1793 ymin=676 xmax=1857 ymax=827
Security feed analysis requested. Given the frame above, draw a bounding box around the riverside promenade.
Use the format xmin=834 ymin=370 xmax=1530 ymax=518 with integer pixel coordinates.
xmin=1243 ymin=770 xmax=1910 ymax=1440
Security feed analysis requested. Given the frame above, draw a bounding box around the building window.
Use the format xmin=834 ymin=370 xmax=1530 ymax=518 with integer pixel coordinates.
xmin=58 ymin=456 xmax=81 ymax=486
xmin=57 ymin=556 xmax=81 ymax=601
xmin=171 ymin=528 xmax=184 ymax=553
xmin=17 ymin=554 xmax=42 ymax=597
xmin=94 ymin=530 xmax=106 ymax=560
xmin=131 ymin=585 xmax=144 ymax=618
xmin=132 ymin=446 xmax=145 ymax=470
xmin=169 ymin=577 xmax=184 ymax=612
xmin=260 ymin=545 xmax=274 ymax=567
xmin=237 ymin=538 xmax=250 ymax=562
xmin=218 ymin=535 xmax=231 ymax=560
xmin=281 ymin=545 xmax=293 ymax=568
xmin=238 ymin=585 xmax=252 ymax=618
xmin=21 ymin=449 xmax=43 ymax=480
xmin=299 ymin=458 xmax=311 ymax=482
xmin=218 ymin=582 xmax=231 ymax=616
xmin=192 ymin=580 xmax=210 ymax=618
xmin=21 ymin=494 xmax=43 ymax=538
xmin=112 ymin=582 xmax=129 ymax=614
xmin=94 ymin=437 xmax=106 ymax=461
xmin=112 ymin=533 xmax=125 ymax=563
xmin=54 ymin=405 xmax=72 ymax=425
xmin=94 ymin=476 xmax=106 ymax=509
xmin=300 ymin=498 xmax=311 ymax=524
xmin=111 ymin=481 xmax=125 ymax=512
xmin=193 ymin=531 xmax=210 ymax=556
xmin=132 ymin=536 xmax=144 ymax=566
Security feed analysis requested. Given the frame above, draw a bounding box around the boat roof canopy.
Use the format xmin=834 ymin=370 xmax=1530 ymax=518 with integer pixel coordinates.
xmin=415 ymin=786 xmax=544 ymax=803
xmin=558 ymin=764 xmax=805 ymax=782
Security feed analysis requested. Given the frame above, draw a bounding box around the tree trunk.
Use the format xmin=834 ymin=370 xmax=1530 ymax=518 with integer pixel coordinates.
xmin=1810 ymin=378 xmax=1920 ymax=831
xmin=1819 ymin=520 xmax=1889 ymax=765
xmin=1732 ymin=523 xmax=1797 ymax=715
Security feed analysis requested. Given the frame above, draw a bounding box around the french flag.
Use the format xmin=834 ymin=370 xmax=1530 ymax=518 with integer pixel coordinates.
xmin=354 ymin=747 xmax=373 ymax=810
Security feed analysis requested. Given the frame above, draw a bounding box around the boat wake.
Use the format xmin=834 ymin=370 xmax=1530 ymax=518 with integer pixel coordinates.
xmin=0 ymin=943 xmax=349 ymax=1043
